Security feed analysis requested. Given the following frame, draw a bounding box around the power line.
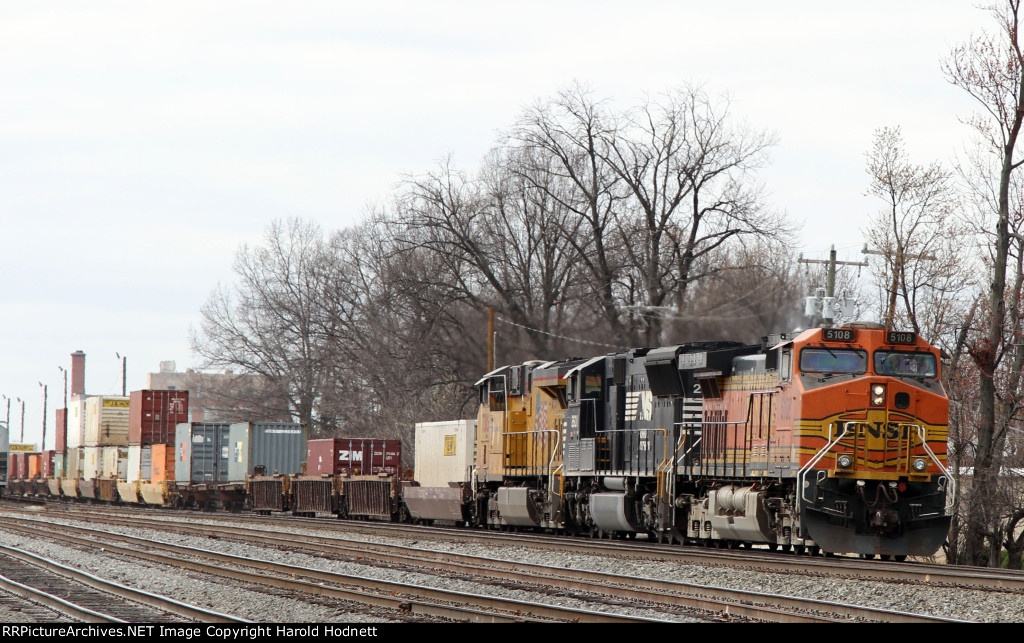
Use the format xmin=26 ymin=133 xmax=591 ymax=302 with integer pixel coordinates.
xmin=494 ymin=315 xmax=627 ymax=350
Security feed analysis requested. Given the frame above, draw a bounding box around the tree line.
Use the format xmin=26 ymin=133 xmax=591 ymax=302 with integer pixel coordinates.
xmin=191 ymin=2 xmax=1024 ymax=569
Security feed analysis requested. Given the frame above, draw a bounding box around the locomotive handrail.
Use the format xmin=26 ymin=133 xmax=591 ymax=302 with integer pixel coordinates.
xmin=914 ymin=424 xmax=957 ymax=513
xmin=592 ymin=426 xmax=668 ymax=478
xmin=797 ymin=422 xmax=853 ymax=511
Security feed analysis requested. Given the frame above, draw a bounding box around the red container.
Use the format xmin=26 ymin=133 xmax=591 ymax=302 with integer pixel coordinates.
xmin=305 ymin=438 xmax=402 ymax=476
xmin=41 ymin=450 xmax=56 ymax=478
xmin=10 ymin=453 xmax=27 ymax=479
xmin=129 ymin=390 xmax=190 ymax=445
xmin=55 ymin=409 xmax=67 ymax=453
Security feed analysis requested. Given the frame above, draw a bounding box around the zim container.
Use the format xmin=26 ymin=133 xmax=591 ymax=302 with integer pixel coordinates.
xmin=129 ymin=389 xmax=190 ymax=445
xmin=305 ymin=437 xmax=402 ymax=477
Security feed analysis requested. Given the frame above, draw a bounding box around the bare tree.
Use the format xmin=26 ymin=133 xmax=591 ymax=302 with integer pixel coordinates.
xmin=944 ymin=0 xmax=1024 ymax=566
xmin=506 ymin=84 xmax=634 ymax=343
xmin=863 ymin=126 xmax=977 ymax=342
xmin=602 ymin=85 xmax=789 ymax=345
xmin=191 ymin=218 xmax=339 ymax=434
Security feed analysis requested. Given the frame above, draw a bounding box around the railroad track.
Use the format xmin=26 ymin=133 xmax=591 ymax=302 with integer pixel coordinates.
xmin=0 ymin=515 xmax=685 ymax=623
xmin=48 ymin=500 xmax=1020 ymax=595
xmin=0 ymin=506 xmax=977 ymax=623
xmin=0 ymin=546 xmax=246 ymax=623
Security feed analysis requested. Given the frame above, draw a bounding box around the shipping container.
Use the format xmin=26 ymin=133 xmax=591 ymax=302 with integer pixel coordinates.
xmin=84 ymin=396 xmax=130 ymax=446
xmin=46 ymin=477 xmax=62 ymax=497
xmin=305 ymin=437 xmax=401 ymax=477
xmin=82 ymin=446 xmax=101 ymax=480
xmin=126 ymin=445 xmax=150 ymax=483
xmin=64 ymin=447 xmax=83 ymax=479
xmin=129 ymin=389 xmax=189 ymax=445
xmin=413 ymin=420 xmax=475 ymax=488
xmin=151 ymin=443 xmax=174 ymax=482
xmin=9 ymin=453 xmax=26 ymax=479
xmin=52 ymin=452 xmax=65 ymax=479
xmin=55 ymin=409 xmax=67 ymax=452
xmin=174 ymin=422 xmax=231 ymax=485
xmin=40 ymin=450 xmax=56 ymax=478
xmin=66 ymin=397 xmax=86 ymax=449
xmin=65 ymin=447 xmax=82 ymax=479
xmin=227 ymin=422 xmax=307 ymax=482
xmin=26 ymin=453 xmax=41 ymax=479
xmin=101 ymin=446 xmax=128 ymax=479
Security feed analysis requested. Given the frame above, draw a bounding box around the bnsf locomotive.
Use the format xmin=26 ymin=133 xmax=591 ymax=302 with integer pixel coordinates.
xmin=5 ymin=322 xmax=952 ymax=561
xmin=455 ymin=321 xmax=951 ymax=560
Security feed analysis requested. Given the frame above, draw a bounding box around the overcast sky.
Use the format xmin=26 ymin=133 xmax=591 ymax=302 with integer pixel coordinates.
xmin=0 ymin=1 xmax=995 ymax=449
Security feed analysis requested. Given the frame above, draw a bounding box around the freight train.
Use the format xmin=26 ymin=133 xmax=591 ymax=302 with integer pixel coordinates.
xmin=3 ymin=321 xmax=953 ymax=561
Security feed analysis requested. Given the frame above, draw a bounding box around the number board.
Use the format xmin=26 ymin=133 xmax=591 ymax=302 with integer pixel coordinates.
xmin=823 ymin=328 xmax=855 ymax=342
xmin=886 ymin=331 xmax=917 ymax=345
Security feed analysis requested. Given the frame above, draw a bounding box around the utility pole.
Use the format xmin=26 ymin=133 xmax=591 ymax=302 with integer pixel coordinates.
xmin=487 ymin=307 xmax=495 ymax=373
xmin=862 ymin=243 xmax=936 ymax=331
xmin=798 ymin=245 xmax=868 ymax=328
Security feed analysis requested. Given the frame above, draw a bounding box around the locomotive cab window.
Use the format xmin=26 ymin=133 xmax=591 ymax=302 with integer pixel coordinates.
xmin=799 ymin=348 xmax=867 ymax=374
xmin=874 ymin=351 xmax=937 ymax=378
xmin=488 ymin=379 xmax=506 ymax=411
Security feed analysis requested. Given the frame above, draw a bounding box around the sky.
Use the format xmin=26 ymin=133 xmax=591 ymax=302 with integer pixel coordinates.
xmin=0 ymin=1 xmax=996 ymax=449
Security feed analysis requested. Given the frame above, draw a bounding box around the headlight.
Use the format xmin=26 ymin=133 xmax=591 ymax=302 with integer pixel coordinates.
xmin=837 ymin=454 xmax=853 ymax=469
xmin=912 ymin=458 xmax=928 ymax=472
xmin=871 ymin=383 xmax=886 ymax=406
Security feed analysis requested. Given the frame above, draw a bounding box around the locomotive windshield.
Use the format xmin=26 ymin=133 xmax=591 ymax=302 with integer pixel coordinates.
xmin=799 ymin=348 xmax=867 ymax=374
xmin=874 ymin=351 xmax=937 ymax=377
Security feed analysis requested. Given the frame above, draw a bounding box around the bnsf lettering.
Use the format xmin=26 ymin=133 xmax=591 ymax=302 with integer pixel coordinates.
xmin=861 ymin=422 xmax=911 ymax=439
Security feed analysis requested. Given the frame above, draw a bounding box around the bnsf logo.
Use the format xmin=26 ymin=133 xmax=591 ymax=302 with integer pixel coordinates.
xmin=859 ymin=422 xmax=913 ymax=440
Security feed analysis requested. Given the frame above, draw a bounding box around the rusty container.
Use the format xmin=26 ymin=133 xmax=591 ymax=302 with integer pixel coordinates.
xmin=129 ymin=390 xmax=190 ymax=445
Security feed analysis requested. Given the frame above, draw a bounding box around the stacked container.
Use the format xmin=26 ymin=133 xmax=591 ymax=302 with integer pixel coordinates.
xmin=84 ymin=396 xmax=130 ymax=446
xmin=128 ymin=390 xmax=189 ymax=506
